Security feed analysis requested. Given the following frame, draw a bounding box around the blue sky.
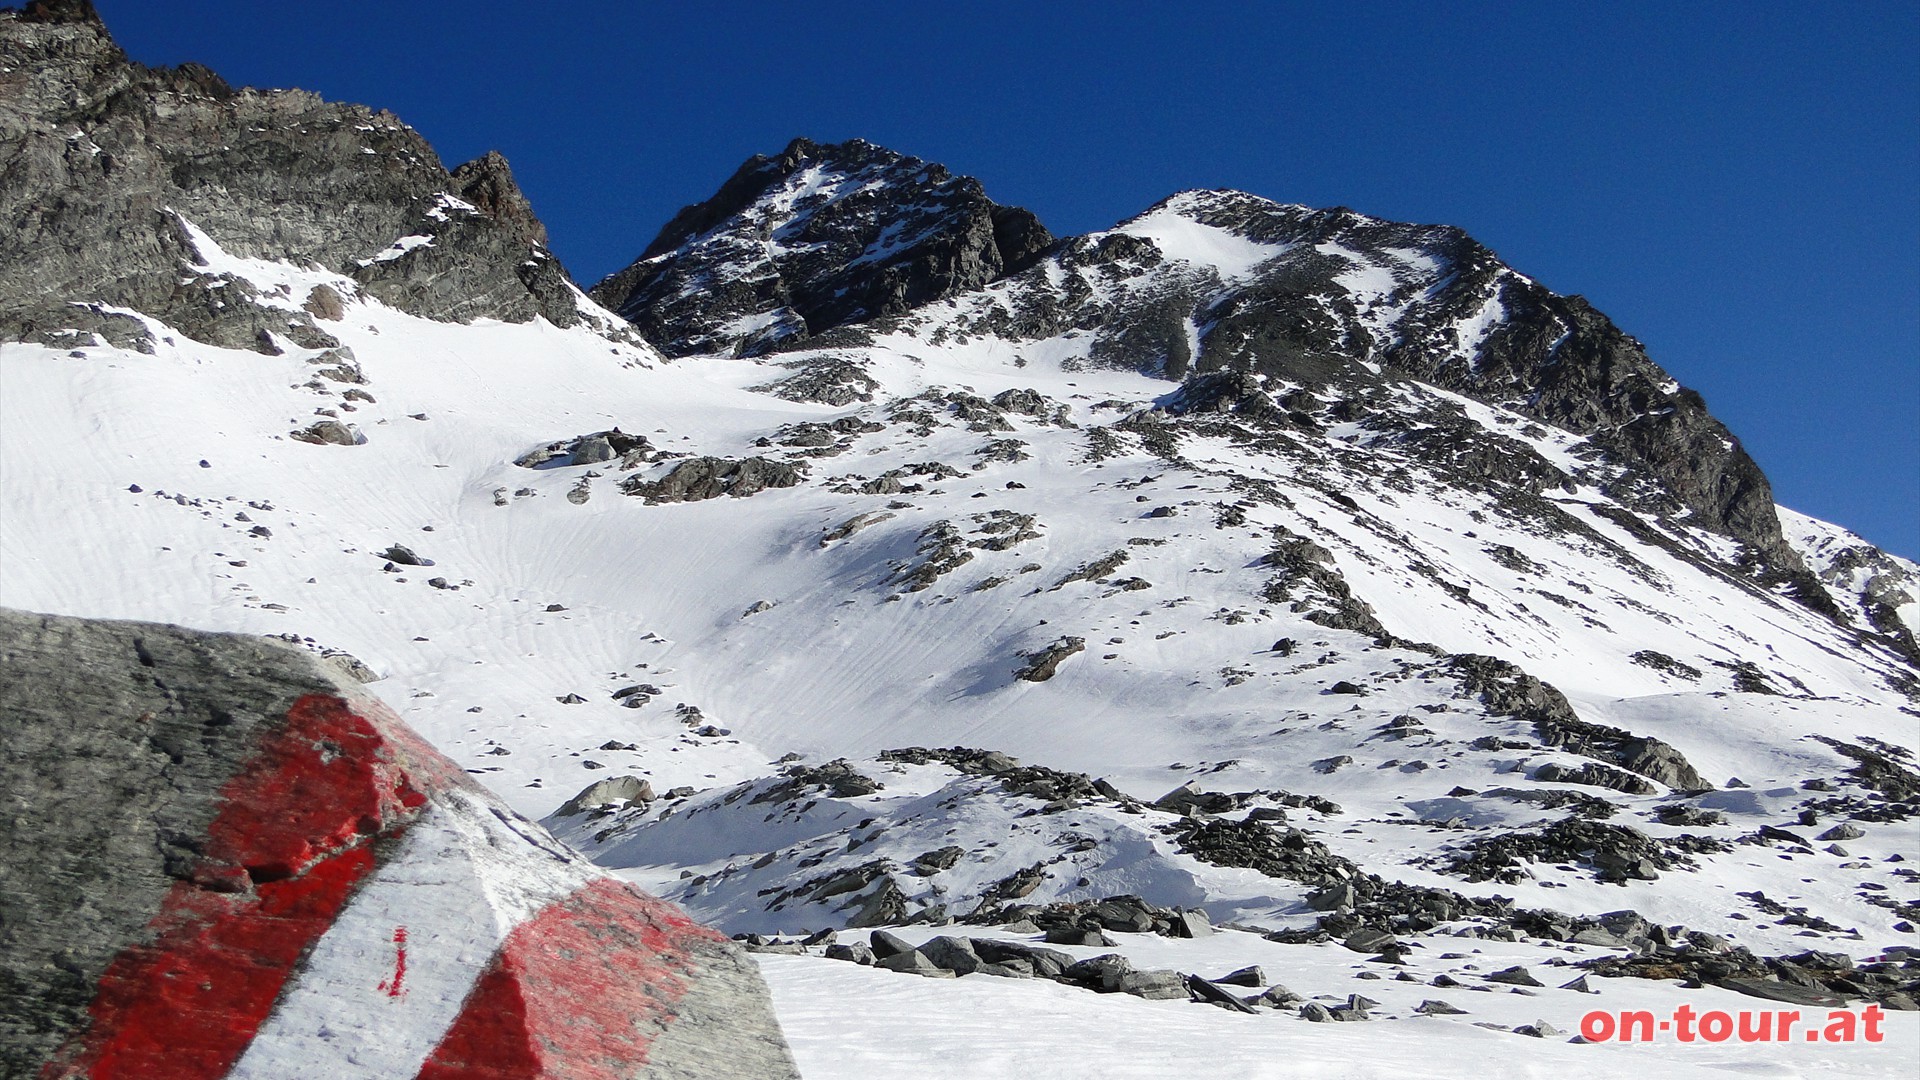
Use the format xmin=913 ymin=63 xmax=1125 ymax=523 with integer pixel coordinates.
xmin=97 ymin=1 xmax=1917 ymax=558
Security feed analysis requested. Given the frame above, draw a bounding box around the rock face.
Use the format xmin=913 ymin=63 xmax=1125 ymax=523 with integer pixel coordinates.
xmin=589 ymin=137 xmax=1053 ymax=357
xmin=0 ymin=608 xmax=797 ymax=1080
xmin=0 ymin=3 xmax=593 ymax=353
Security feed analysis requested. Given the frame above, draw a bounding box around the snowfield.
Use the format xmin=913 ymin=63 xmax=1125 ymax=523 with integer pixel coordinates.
xmin=755 ymin=937 xmax=1917 ymax=1080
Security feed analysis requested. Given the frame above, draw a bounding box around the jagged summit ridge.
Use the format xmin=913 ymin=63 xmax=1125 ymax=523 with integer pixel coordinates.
xmin=589 ymin=137 xmax=1052 ymax=357
xmin=14 ymin=0 xmax=96 ymax=24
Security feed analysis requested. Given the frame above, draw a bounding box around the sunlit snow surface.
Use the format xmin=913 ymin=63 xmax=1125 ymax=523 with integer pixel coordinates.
xmin=757 ymin=933 xmax=1918 ymax=1080
xmin=2 ymin=213 xmax=1915 ymax=1077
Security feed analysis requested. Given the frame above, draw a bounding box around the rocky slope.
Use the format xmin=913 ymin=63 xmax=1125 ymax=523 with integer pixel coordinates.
xmin=910 ymin=191 xmax=1797 ymax=564
xmin=608 ymin=167 xmax=1808 ymax=577
xmin=1781 ymin=507 xmax=1920 ymax=664
xmin=544 ymin=157 xmax=1919 ymax=956
xmin=0 ymin=1 xmax=631 ymax=356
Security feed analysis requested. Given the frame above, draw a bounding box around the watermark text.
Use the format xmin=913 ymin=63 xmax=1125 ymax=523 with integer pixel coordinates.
xmin=1580 ymin=1004 xmax=1886 ymax=1044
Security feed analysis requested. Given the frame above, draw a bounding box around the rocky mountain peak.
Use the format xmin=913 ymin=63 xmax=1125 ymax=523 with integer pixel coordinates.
xmin=586 ymin=136 xmax=1799 ymax=571
xmin=588 ymin=136 xmax=1053 ymax=357
xmin=637 ymin=137 xmax=909 ymax=261
xmin=451 ymin=148 xmax=549 ymax=249
xmin=0 ymin=7 xmax=606 ymax=353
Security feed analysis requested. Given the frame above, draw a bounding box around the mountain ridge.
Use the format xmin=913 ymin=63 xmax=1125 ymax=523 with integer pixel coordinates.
xmin=5 ymin=1 xmax=1908 ymax=696
xmin=600 ymin=159 xmax=1818 ymax=599
xmin=0 ymin=4 xmax=630 ymax=356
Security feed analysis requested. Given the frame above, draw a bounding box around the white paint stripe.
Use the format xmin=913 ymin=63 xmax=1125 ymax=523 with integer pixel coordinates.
xmin=229 ymin=790 xmax=597 ymax=1078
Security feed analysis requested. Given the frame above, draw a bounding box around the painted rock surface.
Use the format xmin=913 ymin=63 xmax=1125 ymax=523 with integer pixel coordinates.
xmin=0 ymin=608 xmax=797 ymax=1080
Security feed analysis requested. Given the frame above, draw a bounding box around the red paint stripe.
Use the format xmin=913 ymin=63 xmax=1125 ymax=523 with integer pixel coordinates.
xmin=382 ymin=926 xmax=410 ymax=998
xmin=412 ymin=961 xmax=542 ymax=1080
xmin=43 ymin=694 xmax=445 ymax=1079
xmin=416 ymin=879 xmax=726 ymax=1080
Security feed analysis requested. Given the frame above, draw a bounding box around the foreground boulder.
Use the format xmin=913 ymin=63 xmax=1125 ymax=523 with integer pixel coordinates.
xmin=0 ymin=608 xmax=797 ymax=1079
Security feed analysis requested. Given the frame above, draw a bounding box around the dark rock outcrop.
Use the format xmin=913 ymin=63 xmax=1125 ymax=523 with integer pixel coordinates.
xmin=750 ymin=758 xmax=884 ymax=803
xmin=1015 ymin=636 xmax=1086 ymax=682
xmin=1584 ymin=945 xmax=1920 ymax=1012
xmin=620 ymin=456 xmax=802 ymax=503
xmin=1257 ymin=527 xmax=1389 ymax=641
xmin=1445 ymin=818 xmax=1728 ymax=885
xmin=1812 ymin=737 xmax=1920 ymax=802
xmin=515 ymin=428 xmax=653 ymax=469
xmin=590 ymin=137 xmax=1052 ymax=357
xmin=1531 ymin=760 xmax=1656 ymax=795
xmin=1448 ymin=652 xmax=1707 ymax=791
xmin=1533 ymin=715 xmax=1709 ymax=793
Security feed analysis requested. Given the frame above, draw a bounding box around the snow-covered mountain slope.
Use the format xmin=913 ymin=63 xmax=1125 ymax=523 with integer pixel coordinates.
xmin=882 ymin=188 xmax=1808 ymax=570
xmin=3 ymin=8 xmax=1916 ymax=1075
xmin=5 ymin=207 xmax=1912 ymax=940
xmin=11 ymin=269 xmax=1913 ymax=1071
